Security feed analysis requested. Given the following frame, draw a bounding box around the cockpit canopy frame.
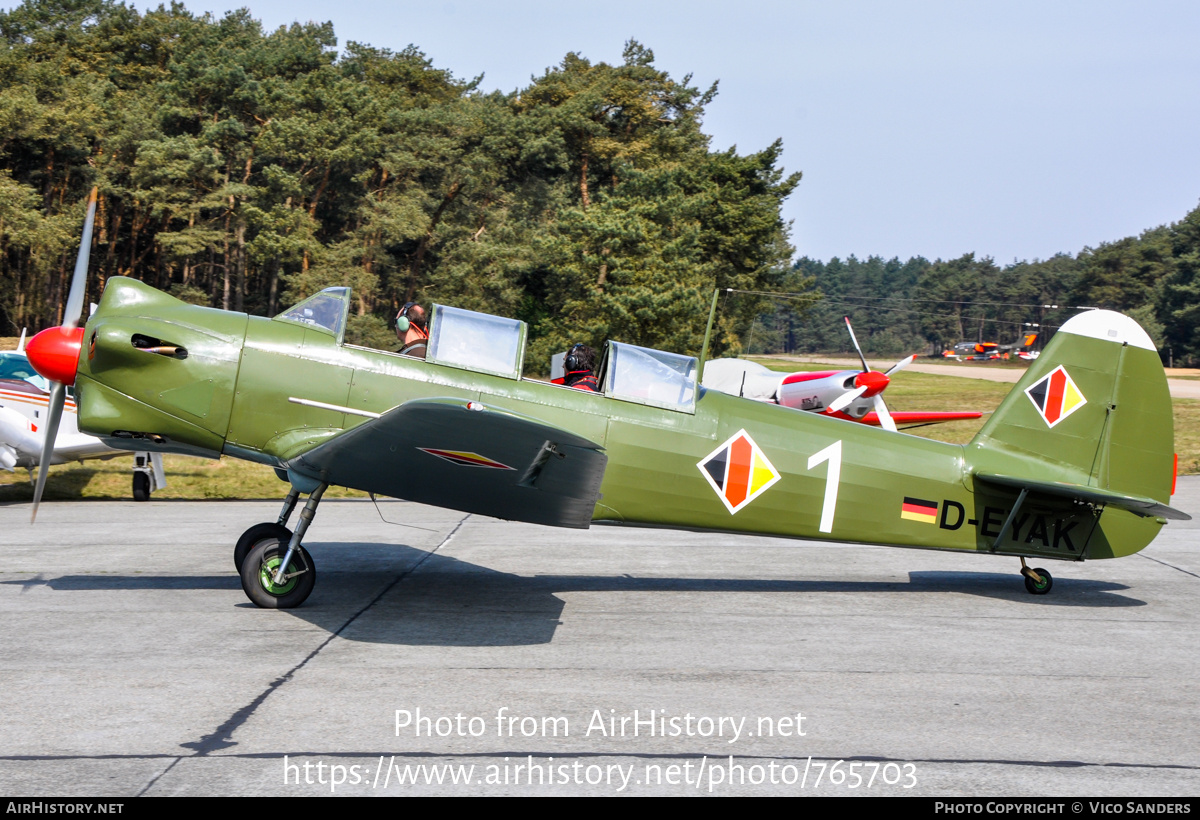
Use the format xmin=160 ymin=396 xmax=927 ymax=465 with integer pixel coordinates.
xmin=271 ymin=288 xmax=700 ymax=410
xmin=274 ymin=287 xmax=351 ymax=343
xmin=601 ymin=341 xmax=698 ymax=414
xmin=426 ymin=304 xmax=527 ymax=380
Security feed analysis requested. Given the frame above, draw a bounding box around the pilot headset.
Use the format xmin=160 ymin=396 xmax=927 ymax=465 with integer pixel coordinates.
xmin=565 ymin=343 xmax=587 ymax=373
xmin=395 ymin=302 xmax=426 ymax=335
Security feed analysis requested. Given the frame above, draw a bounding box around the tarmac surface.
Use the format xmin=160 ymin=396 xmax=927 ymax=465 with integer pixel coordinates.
xmin=2 ymin=481 xmax=1199 ymax=797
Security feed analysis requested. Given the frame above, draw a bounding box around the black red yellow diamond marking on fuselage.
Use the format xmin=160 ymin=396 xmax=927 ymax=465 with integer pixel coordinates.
xmin=696 ymin=429 xmax=782 ymax=515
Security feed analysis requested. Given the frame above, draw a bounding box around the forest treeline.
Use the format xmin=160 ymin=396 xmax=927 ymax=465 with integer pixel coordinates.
xmin=3 ymin=1 xmax=1198 ymax=366
xmin=0 ymin=0 xmax=799 ymax=363
xmin=763 ymin=199 xmax=1200 ymax=362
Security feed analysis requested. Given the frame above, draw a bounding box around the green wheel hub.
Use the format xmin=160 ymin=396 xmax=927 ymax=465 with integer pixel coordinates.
xmin=1023 ymin=566 xmax=1053 ymax=595
xmin=258 ymin=555 xmax=299 ymax=595
xmin=240 ymin=538 xmax=316 ymax=609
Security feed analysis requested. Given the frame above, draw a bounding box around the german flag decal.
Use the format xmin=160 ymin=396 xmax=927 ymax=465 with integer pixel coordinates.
xmin=417 ymin=448 xmax=514 ymax=470
xmin=900 ymin=497 xmax=938 ymax=524
xmin=1025 ymin=365 xmax=1086 ymax=428
xmin=698 ymin=429 xmax=781 ymax=514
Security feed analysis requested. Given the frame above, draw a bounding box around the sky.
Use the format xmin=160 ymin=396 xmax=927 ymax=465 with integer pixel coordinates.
xmin=9 ymin=0 xmax=1200 ymax=265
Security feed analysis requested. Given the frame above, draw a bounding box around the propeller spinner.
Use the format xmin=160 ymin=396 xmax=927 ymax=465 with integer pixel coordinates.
xmin=25 ymin=187 xmax=97 ymax=521
xmin=825 ymin=317 xmax=916 ymax=432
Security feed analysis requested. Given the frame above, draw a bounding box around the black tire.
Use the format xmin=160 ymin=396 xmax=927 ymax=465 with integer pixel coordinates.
xmin=132 ymin=472 xmax=150 ymax=502
xmin=1024 ymin=567 xmax=1053 ymax=595
xmin=233 ymin=522 xmax=293 ymax=571
xmin=240 ymin=538 xmax=315 ymax=609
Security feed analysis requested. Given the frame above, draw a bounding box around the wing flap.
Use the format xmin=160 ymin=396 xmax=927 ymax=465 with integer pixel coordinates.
xmin=287 ymin=398 xmax=607 ymax=528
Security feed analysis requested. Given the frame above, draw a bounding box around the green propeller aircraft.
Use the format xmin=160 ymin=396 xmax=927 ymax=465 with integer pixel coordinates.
xmin=25 ymin=196 xmax=1188 ymax=609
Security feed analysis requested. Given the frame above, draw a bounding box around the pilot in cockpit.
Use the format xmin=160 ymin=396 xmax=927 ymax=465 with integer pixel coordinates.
xmin=563 ymin=344 xmax=599 ymax=391
xmin=395 ymin=302 xmax=429 ymax=359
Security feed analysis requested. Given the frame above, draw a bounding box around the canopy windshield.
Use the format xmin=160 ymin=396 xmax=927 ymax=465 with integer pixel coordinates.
xmin=274 ymin=287 xmax=350 ymax=341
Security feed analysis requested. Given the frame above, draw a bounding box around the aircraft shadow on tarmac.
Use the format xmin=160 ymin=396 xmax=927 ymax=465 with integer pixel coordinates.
xmin=6 ymin=544 xmax=1146 ymax=647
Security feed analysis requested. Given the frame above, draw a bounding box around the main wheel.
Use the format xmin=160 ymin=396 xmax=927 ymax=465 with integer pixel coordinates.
xmin=233 ymin=522 xmax=293 ymax=571
xmin=241 ymin=538 xmax=315 ymax=609
xmin=1023 ymin=567 xmax=1053 ymax=595
xmin=132 ymin=472 xmax=150 ymax=502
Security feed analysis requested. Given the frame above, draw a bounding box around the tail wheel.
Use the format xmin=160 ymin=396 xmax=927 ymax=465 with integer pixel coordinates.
xmin=132 ymin=472 xmax=150 ymax=502
xmin=241 ymin=538 xmax=315 ymax=609
xmin=233 ymin=522 xmax=293 ymax=571
xmin=1023 ymin=567 xmax=1053 ymax=595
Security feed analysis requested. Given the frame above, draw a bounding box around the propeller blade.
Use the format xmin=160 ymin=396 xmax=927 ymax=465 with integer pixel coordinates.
xmin=62 ymin=187 xmax=98 ymax=330
xmin=884 ymin=354 xmax=917 ymax=377
xmin=828 ymin=384 xmax=867 ymax=413
xmin=16 ymin=328 xmax=26 ymax=354
xmin=873 ymin=393 xmax=898 ymax=433
xmin=29 ymin=187 xmax=96 ymax=522
xmin=30 ymin=381 xmax=66 ymax=523
xmin=843 ymin=316 xmax=869 ymax=372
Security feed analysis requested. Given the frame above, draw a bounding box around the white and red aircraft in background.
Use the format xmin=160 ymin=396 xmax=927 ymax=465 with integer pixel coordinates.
xmin=1 ymin=331 xmax=167 ymax=500
xmin=702 ymin=317 xmax=983 ymax=431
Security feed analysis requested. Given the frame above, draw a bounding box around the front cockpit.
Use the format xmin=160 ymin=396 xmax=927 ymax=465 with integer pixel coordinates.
xmin=274 ymin=287 xmax=351 ymax=342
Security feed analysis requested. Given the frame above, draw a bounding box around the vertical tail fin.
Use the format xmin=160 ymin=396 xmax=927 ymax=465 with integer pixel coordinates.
xmin=968 ymin=310 xmax=1174 ymax=505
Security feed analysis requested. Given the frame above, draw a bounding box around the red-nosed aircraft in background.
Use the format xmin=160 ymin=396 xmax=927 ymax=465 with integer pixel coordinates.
xmin=702 ymin=317 xmax=983 ymax=431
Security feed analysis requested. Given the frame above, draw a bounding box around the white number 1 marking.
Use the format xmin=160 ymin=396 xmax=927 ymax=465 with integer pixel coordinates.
xmin=807 ymin=440 xmax=842 ymax=533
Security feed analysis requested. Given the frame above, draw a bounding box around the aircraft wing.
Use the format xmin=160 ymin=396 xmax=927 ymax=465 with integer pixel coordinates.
xmin=287 ymin=398 xmax=608 ymax=528
xmin=861 ymin=411 xmax=983 ymax=426
xmin=0 ymin=406 xmax=42 ymax=456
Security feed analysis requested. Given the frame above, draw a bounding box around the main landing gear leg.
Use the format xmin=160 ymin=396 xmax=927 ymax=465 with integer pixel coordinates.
xmin=232 ymin=488 xmax=300 ymax=571
xmin=277 ymin=487 xmax=301 ymax=526
xmin=1019 ymin=557 xmax=1053 ymax=595
xmin=241 ymin=482 xmax=326 ymax=609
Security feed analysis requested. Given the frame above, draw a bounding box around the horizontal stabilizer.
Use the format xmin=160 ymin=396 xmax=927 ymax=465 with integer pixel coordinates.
xmin=975 ymin=472 xmax=1190 ymax=521
xmin=288 ymin=398 xmax=607 ymax=528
